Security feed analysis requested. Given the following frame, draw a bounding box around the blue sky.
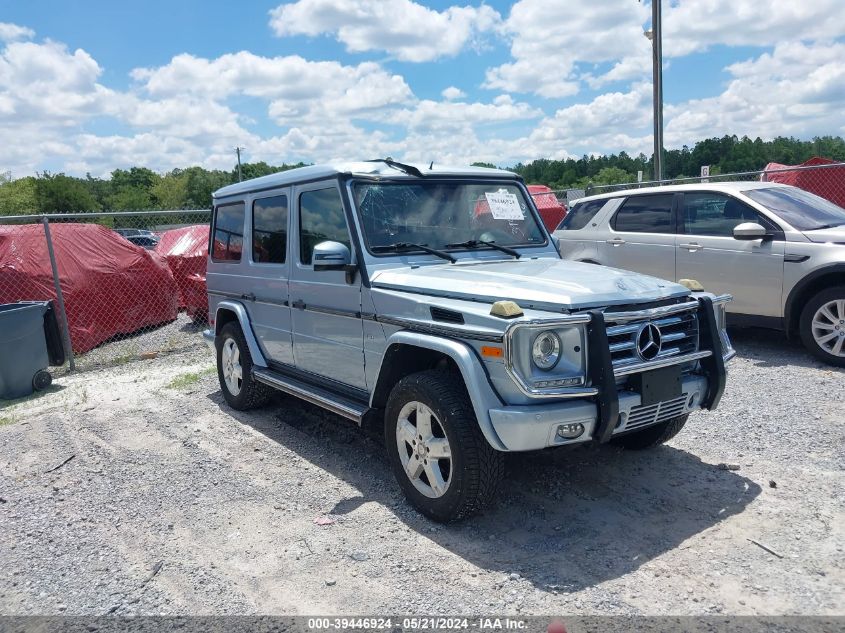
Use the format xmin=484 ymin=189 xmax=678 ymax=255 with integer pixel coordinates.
xmin=1 ymin=0 xmax=843 ymax=176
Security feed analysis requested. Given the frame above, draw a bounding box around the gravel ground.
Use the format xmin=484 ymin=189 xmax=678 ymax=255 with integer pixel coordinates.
xmin=0 ymin=327 xmax=842 ymax=616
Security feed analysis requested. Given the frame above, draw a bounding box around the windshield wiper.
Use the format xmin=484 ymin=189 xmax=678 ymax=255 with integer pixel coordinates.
xmin=366 ymin=158 xmax=423 ymax=178
xmin=371 ymin=242 xmax=456 ymax=263
xmin=445 ymin=239 xmax=521 ymax=259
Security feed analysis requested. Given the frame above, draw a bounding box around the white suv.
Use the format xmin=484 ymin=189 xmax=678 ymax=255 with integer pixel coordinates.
xmin=555 ymin=182 xmax=845 ymax=366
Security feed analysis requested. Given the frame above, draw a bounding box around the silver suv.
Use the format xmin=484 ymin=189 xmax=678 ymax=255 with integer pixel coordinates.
xmin=555 ymin=182 xmax=845 ymax=366
xmin=203 ymin=161 xmax=734 ymax=522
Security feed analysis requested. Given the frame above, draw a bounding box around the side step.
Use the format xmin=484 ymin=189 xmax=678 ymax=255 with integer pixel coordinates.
xmin=252 ymin=367 xmax=370 ymax=424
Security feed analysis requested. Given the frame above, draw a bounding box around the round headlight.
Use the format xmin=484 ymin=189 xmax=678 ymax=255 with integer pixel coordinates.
xmin=532 ymin=331 xmax=561 ymax=371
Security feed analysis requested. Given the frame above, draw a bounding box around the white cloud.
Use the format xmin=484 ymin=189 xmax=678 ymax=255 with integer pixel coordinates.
xmin=268 ymin=0 xmax=502 ymax=62
xmin=485 ymin=0 xmax=649 ymax=97
xmin=441 ymin=86 xmax=466 ymax=101
xmin=666 ymin=41 xmax=845 ymax=145
xmin=663 ymin=0 xmax=845 ymax=57
xmin=0 ymin=22 xmax=34 ymax=42
xmin=393 ymin=98 xmax=542 ymax=135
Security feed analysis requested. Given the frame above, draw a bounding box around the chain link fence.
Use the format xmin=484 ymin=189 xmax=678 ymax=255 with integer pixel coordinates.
xmin=0 ymin=210 xmax=210 ymax=374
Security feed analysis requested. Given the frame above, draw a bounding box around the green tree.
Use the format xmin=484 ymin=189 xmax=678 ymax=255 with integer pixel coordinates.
xmin=35 ymin=172 xmax=100 ymax=213
xmin=0 ymin=177 xmax=38 ymax=215
xmin=151 ymin=170 xmax=189 ymax=209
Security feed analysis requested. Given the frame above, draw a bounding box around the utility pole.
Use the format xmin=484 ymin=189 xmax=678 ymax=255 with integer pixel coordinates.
xmin=644 ymin=0 xmax=664 ymax=182
xmin=235 ymin=147 xmax=244 ymax=182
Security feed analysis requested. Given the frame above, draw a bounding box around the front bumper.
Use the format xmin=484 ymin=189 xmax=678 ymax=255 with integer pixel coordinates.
xmin=489 ymin=373 xmax=708 ymax=451
xmin=488 ymin=296 xmax=729 ymax=452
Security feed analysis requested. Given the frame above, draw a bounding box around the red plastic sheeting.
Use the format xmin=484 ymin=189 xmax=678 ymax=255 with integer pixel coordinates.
xmin=761 ymin=157 xmax=845 ymax=208
xmin=527 ymin=184 xmax=568 ymax=231
xmin=155 ymin=225 xmax=209 ymax=319
xmin=0 ymin=223 xmax=179 ymax=354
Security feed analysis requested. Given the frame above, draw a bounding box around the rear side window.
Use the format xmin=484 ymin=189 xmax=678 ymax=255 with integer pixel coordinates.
xmin=299 ymin=187 xmax=351 ymax=265
xmin=613 ymin=194 xmax=674 ymax=233
xmin=212 ymin=202 xmax=245 ymax=261
xmin=252 ymin=195 xmax=288 ymax=264
xmin=559 ymin=199 xmax=606 ymax=230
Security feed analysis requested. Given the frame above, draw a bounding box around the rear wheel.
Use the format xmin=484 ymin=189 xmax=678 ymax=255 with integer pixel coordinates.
xmin=385 ymin=370 xmax=504 ymax=522
xmin=216 ymin=322 xmax=271 ymax=410
xmin=799 ymin=286 xmax=845 ymax=367
xmin=611 ymin=414 xmax=688 ymax=450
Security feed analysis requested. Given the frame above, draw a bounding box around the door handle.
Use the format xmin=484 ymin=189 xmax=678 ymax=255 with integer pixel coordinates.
xmin=606 ymin=238 xmax=626 ymax=246
xmin=679 ymin=242 xmax=702 ymax=251
xmin=292 ymin=299 xmax=306 ymax=310
xmin=241 ymin=292 xmax=256 ymax=301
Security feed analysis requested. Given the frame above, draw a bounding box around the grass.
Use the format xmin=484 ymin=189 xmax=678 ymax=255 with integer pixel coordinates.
xmin=0 ymin=415 xmax=16 ymax=426
xmin=166 ymin=367 xmax=215 ymax=390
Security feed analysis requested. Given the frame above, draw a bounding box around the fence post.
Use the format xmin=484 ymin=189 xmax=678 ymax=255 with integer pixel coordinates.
xmin=41 ymin=217 xmax=75 ymax=371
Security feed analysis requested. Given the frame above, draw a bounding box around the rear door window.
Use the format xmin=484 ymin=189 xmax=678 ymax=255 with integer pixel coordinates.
xmin=252 ymin=195 xmax=288 ymax=264
xmin=212 ymin=202 xmax=245 ymax=261
xmin=612 ymin=194 xmax=675 ymax=233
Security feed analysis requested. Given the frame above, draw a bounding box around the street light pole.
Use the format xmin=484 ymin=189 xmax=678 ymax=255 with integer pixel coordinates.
xmin=648 ymin=0 xmax=664 ymax=182
xmin=235 ymin=146 xmax=244 ymax=182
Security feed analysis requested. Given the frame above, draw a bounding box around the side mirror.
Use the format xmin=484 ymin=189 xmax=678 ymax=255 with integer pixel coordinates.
xmin=312 ymin=241 xmax=357 ymax=283
xmin=313 ymin=241 xmax=352 ymax=270
xmin=733 ymin=222 xmax=768 ymax=241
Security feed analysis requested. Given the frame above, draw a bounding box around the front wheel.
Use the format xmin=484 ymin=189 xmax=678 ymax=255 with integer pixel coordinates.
xmin=799 ymin=286 xmax=845 ymax=367
xmin=384 ymin=370 xmax=504 ymax=522
xmin=611 ymin=414 xmax=689 ymax=450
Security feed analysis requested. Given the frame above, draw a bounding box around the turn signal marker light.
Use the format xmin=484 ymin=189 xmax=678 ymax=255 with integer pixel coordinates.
xmin=481 ymin=346 xmax=504 ymax=358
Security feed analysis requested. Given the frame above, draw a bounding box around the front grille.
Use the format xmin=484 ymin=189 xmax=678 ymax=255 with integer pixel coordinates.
xmin=622 ymin=394 xmax=688 ymax=432
xmin=606 ymin=309 xmax=699 ymax=373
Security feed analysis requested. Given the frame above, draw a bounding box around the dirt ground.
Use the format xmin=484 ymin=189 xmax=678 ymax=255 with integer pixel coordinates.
xmin=0 ymin=329 xmax=842 ymax=616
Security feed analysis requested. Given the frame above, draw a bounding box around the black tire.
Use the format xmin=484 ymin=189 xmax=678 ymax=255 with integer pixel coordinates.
xmin=32 ymin=370 xmax=52 ymax=391
xmin=799 ymin=286 xmax=845 ymax=367
xmin=611 ymin=414 xmax=688 ymax=450
xmin=384 ymin=370 xmax=504 ymax=522
xmin=216 ymin=322 xmax=271 ymax=410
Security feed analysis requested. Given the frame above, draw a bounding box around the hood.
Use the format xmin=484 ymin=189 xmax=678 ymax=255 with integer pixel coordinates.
xmin=803 ymin=227 xmax=845 ymax=244
xmin=370 ymin=258 xmax=689 ymax=311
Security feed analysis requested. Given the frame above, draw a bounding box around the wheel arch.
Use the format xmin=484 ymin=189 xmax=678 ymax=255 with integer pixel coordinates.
xmin=785 ymin=264 xmax=845 ymax=336
xmin=213 ymin=300 xmax=268 ymax=368
xmin=371 ymin=332 xmax=507 ymax=451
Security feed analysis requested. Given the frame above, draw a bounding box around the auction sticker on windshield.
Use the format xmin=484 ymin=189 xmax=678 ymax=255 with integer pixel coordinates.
xmin=485 ymin=191 xmax=524 ymax=220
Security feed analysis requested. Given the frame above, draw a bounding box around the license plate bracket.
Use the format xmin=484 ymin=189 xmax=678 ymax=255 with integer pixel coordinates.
xmin=631 ymin=365 xmax=682 ymax=407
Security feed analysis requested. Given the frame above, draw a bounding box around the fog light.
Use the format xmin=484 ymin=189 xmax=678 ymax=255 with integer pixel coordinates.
xmin=556 ymin=423 xmax=584 ymax=439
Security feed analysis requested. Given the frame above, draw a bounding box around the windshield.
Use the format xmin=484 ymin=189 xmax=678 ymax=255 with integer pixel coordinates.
xmin=743 ymin=186 xmax=845 ymax=231
xmin=352 ymin=181 xmax=546 ymax=252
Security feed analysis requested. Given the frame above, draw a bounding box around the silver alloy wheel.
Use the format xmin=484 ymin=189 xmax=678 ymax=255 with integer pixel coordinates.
xmin=395 ymin=401 xmax=452 ymax=499
xmin=811 ymin=299 xmax=845 ymax=357
xmin=221 ymin=337 xmax=243 ymax=395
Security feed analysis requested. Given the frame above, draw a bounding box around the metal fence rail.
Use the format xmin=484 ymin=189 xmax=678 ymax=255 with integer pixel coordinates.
xmin=0 ymin=210 xmax=211 ymax=374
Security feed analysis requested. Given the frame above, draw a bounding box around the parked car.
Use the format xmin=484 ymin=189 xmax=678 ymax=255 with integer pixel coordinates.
xmin=114 ymin=228 xmax=156 ymax=238
xmin=125 ymin=234 xmax=160 ymax=249
xmin=555 ymin=182 xmax=845 ymax=366
xmin=203 ymin=161 xmax=734 ymax=521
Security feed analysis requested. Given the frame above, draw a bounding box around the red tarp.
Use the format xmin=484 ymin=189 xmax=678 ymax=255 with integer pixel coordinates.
xmin=0 ymin=223 xmax=178 ymax=353
xmin=155 ymin=225 xmax=209 ymax=320
xmin=761 ymin=157 xmax=845 ymax=208
xmin=527 ymin=184 xmax=567 ymax=231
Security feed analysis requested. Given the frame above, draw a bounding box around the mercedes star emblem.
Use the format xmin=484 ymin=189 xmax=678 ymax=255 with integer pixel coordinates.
xmin=636 ymin=323 xmax=662 ymax=361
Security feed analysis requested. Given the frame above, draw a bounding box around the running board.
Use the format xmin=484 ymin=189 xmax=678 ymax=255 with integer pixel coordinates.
xmin=252 ymin=367 xmax=370 ymax=424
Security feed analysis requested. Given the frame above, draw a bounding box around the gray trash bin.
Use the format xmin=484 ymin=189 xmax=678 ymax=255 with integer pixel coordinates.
xmin=0 ymin=301 xmax=61 ymax=400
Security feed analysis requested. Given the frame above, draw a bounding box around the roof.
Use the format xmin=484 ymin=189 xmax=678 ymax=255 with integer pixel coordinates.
xmin=576 ymin=180 xmax=791 ymax=203
xmin=214 ymin=161 xmax=519 ymax=199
